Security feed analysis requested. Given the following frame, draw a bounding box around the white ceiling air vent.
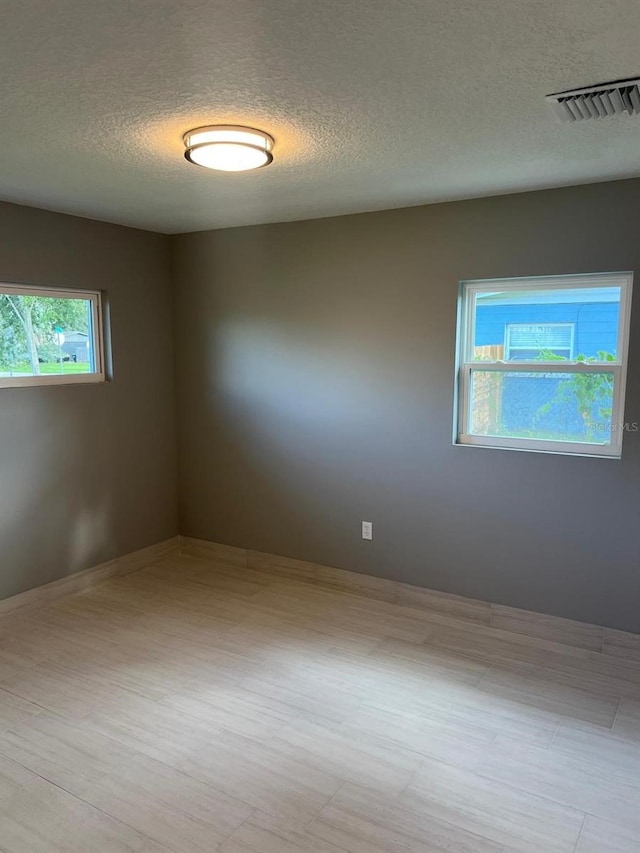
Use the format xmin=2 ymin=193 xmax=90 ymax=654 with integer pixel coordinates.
xmin=546 ymin=77 xmax=640 ymax=122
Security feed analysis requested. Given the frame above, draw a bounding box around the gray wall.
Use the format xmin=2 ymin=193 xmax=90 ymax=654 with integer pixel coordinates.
xmin=173 ymin=179 xmax=640 ymax=633
xmin=0 ymin=201 xmax=178 ymax=600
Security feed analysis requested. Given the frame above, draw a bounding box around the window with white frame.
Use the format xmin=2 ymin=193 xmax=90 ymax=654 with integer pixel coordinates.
xmin=505 ymin=323 xmax=574 ymax=361
xmin=0 ymin=283 xmax=105 ymax=388
xmin=455 ymin=273 xmax=633 ymax=457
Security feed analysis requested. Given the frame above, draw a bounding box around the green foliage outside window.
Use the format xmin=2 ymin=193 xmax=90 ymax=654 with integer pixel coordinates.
xmin=0 ymin=293 xmax=89 ymax=375
xmin=536 ymin=349 xmax=615 ymax=441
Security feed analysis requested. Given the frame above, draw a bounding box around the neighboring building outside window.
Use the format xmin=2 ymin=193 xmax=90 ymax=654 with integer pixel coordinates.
xmin=455 ymin=272 xmax=633 ymax=457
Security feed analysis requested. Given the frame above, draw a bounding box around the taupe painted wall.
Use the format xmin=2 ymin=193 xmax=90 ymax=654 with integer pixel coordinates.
xmin=0 ymin=202 xmax=178 ymax=600
xmin=173 ymin=179 xmax=640 ymax=633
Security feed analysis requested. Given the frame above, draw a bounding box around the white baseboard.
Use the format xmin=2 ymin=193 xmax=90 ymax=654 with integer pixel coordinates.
xmin=179 ymin=535 xmax=640 ymax=662
xmin=4 ymin=533 xmax=636 ymax=665
xmin=0 ymin=537 xmax=179 ymax=620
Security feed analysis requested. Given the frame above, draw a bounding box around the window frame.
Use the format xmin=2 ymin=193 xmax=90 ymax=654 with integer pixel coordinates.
xmin=454 ymin=272 xmax=633 ymax=458
xmin=0 ymin=282 xmax=105 ymax=389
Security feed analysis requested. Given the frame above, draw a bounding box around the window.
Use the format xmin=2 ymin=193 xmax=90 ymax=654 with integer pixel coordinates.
xmin=505 ymin=323 xmax=574 ymax=361
xmin=0 ymin=284 xmax=105 ymax=388
xmin=455 ymin=273 xmax=633 ymax=457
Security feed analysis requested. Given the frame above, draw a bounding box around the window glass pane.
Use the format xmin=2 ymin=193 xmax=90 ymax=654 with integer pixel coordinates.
xmin=469 ymin=369 xmax=615 ymax=445
xmin=0 ymin=292 xmax=95 ymax=378
xmin=472 ymin=285 xmax=621 ymax=362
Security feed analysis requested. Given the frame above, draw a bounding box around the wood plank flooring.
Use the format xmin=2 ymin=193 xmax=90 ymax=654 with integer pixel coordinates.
xmin=0 ymin=552 xmax=638 ymax=852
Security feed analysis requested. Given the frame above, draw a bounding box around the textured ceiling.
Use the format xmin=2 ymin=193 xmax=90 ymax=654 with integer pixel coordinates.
xmin=2 ymin=0 xmax=640 ymax=233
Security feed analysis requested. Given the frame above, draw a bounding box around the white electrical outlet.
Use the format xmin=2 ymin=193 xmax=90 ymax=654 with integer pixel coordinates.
xmin=362 ymin=521 xmax=373 ymax=540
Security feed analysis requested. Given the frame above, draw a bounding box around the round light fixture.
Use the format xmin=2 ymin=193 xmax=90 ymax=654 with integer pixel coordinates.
xmin=183 ymin=125 xmax=274 ymax=172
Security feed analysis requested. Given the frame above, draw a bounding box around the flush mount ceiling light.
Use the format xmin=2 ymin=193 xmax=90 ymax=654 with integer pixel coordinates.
xmin=183 ymin=125 xmax=274 ymax=172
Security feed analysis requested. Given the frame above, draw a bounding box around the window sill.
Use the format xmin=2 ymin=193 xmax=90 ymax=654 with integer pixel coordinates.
xmin=0 ymin=373 xmax=105 ymax=389
xmin=454 ymin=436 xmax=622 ymax=459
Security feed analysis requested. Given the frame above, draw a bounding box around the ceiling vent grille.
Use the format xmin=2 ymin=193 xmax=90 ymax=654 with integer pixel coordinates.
xmin=547 ymin=77 xmax=640 ymax=122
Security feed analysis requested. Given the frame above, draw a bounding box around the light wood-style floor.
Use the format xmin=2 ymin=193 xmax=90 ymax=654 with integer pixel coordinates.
xmin=0 ymin=551 xmax=639 ymax=853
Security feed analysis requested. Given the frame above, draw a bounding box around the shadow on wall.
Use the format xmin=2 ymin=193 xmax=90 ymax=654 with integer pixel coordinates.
xmin=181 ymin=304 xmax=455 ymax=573
xmin=193 ymin=318 xmax=387 ymax=555
xmin=215 ymin=319 xmax=390 ymax=427
xmin=178 ymin=295 xmax=639 ymax=631
xmin=0 ymin=387 xmax=116 ymax=599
